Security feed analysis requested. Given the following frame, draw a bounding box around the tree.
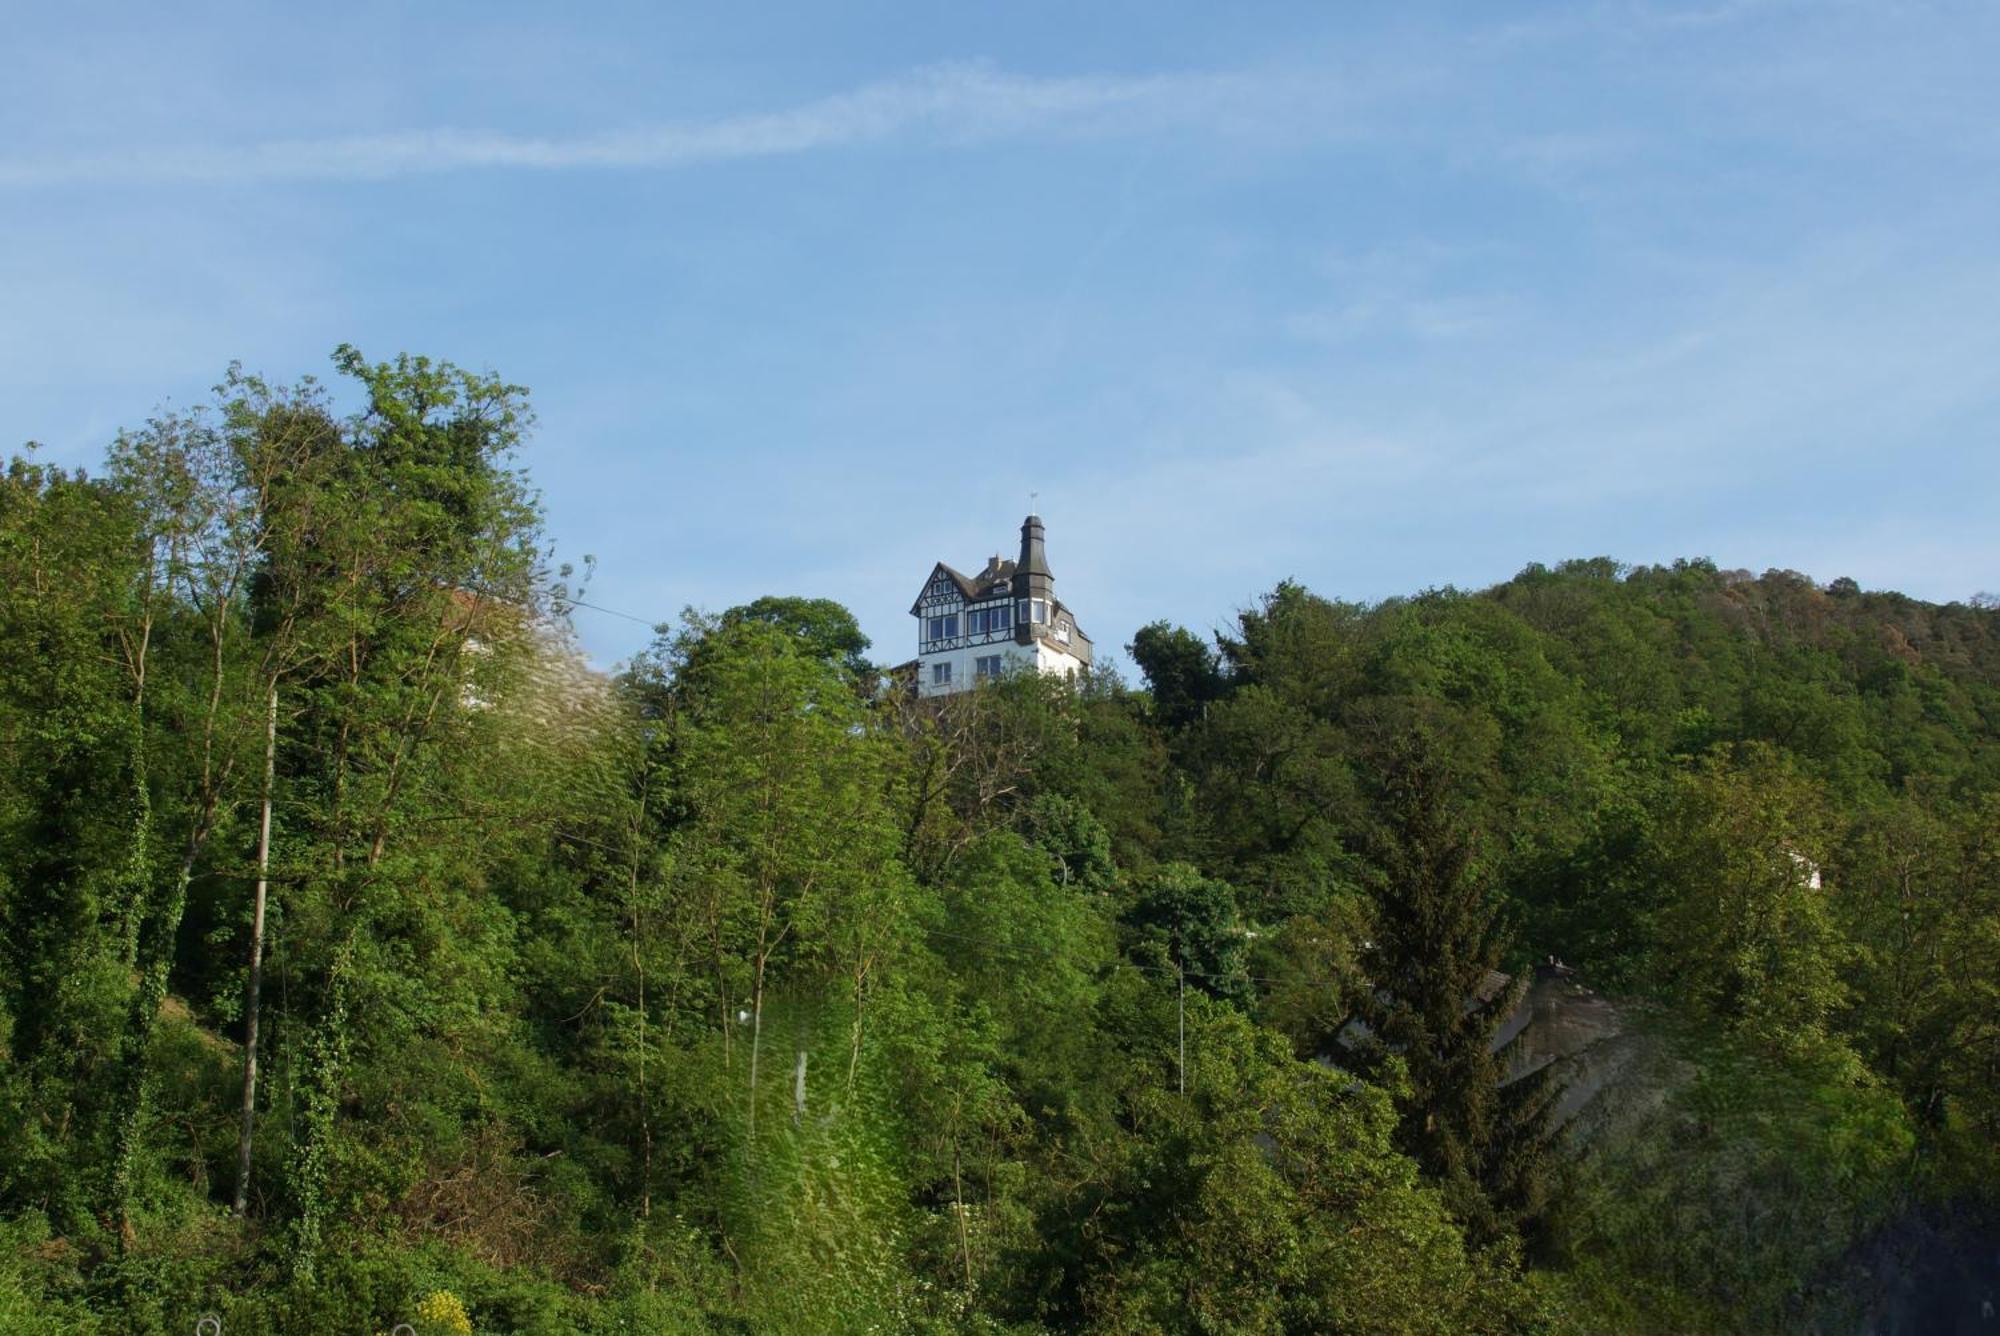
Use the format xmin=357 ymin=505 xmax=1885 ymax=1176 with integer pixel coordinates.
xmin=0 ymin=452 xmax=141 ymax=1229
xmin=934 ymin=831 xmax=1112 ymax=1102
xmin=1017 ymin=791 xmax=1117 ymax=895
xmin=1837 ymin=790 xmax=2000 ymax=1131
xmin=1060 ymin=1003 xmax=1503 ymax=1334
xmin=102 ymin=400 xmax=273 ymax=1241
xmin=1121 ymin=863 xmax=1252 ymax=1007
xmin=891 ymin=668 xmax=1080 ymax=882
xmin=261 ymin=346 xmax=548 ymax=1277
xmin=1645 ymin=744 xmax=1847 ymax=1059
xmin=1128 ymin=621 xmax=1226 ymax=731
xmin=1346 ymin=694 xmax=1551 ymax=1241
xmin=720 ymin=594 xmax=873 ymax=676
xmin=660 ymin=615 xmax=906 ymax=1141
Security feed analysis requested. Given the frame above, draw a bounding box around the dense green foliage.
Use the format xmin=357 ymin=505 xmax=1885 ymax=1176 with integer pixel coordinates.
xmin=2 ymin=356 xmax=1996 ymax=1332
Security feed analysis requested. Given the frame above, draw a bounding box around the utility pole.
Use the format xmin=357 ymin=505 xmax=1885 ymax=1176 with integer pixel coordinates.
xmin=235 ymin=680 xmax=277 ymax=1214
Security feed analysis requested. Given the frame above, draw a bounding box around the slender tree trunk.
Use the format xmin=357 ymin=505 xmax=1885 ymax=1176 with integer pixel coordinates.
xmin=712 ymin=926 xmax=733 ymax=1071
xmin=846 ymin=967 xmax=868 ymax=1099
xmin=120 ymin=729 xmax=152 ymax=969
xmin=235 ymin=680 xmax=278 ymax=1214
xmin=627 ymin=782 xmax=652 ymax=1218
xmin=1177 ymin=960 xmax=1187 ymax=1096
xmin=117 ymin=600 xmax=154 ymax=967
xmin=287 ymin=937 xmax=354 ymax=1283
xmin=109 ymin=780 xmax=226 ymax=1240
xmin=748 ymin=956 xmax=766 ymax=1143
xmin=953 ymin=1097 xmax=974 ymax=1294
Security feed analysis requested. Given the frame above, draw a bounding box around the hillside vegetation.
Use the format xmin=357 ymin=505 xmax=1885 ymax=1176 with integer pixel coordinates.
xmin=1 ymin=352 xmax=1995 ymax=1332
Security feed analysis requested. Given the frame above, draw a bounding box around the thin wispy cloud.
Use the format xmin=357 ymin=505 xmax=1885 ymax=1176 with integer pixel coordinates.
xmin=0 ymin=62 xmax=1261 ymax=188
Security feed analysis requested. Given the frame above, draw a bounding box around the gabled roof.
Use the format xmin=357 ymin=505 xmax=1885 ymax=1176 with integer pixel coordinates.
xmin=909 ymin=558 xmax=1017 ymax=615
xmin=908 ymin=563 xmax=1092 ymax=650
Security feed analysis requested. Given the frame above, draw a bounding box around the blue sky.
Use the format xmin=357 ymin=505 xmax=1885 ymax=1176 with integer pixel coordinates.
xmin=6 ymin=1 xmax=1998 ymax=671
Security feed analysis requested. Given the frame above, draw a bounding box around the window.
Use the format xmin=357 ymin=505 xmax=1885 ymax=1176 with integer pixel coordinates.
xmin=1032 ymin=599 xmax=1048 ymax=624
xmin=968 ymin=603 xmax=1012 ymax=636
xmin=1054 ymin=617 xmax=1071 ymax=645
xmin=975 ymin=654 xmax=1003 ymax=680
xmin=931 ymin=662 xmax=953 ymax=686
xmin=926 ymin=613 xmax=959 ymax=643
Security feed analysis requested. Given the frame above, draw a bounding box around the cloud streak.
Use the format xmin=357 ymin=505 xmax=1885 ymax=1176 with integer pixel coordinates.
xmin=0 ymin=62 xmax=1256 ymax=188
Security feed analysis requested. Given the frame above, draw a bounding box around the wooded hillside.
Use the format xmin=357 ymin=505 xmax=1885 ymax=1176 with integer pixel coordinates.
xmin=2 ymin=353 xmax=1995 ymax=1332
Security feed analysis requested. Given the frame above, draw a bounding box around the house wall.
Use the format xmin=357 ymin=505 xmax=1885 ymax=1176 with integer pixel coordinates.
xmin=915 ymin=635 xmax=1085 ymax=697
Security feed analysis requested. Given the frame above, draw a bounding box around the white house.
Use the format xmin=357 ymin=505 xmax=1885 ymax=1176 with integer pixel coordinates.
xmin=910 ymin=514 xmax=1093 ymax=697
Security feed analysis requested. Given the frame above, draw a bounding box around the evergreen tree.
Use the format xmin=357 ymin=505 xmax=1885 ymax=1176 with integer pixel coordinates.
xmin=1347 ymin=694 xmax=1553 ymax=1242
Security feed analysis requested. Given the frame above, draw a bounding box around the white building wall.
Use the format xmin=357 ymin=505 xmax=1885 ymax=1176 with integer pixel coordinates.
xmin=1031 ymin=638 xmax=1082 ymax=680
xmin=917 ymin=635 xmax=1081 ymax=697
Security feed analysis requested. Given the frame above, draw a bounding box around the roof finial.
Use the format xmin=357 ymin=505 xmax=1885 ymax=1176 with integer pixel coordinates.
xmin=1029 ymin=490 xmax=1039 ymax=518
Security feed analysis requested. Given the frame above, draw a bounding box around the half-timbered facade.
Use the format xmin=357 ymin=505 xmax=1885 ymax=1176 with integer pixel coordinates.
xmin=910 ymin=514 xmax=1093 ymax=697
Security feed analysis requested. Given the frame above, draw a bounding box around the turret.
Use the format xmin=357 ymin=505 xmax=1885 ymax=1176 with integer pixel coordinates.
xmin=1012 ymin=513 xmax=1053 ymax=598
xmin=1012 ymin=513 xmax=1055 ymax=643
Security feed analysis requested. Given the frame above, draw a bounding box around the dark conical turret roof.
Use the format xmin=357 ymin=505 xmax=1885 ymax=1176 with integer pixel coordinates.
xmin=1016 ymin=513 xmax=1052 ymax=581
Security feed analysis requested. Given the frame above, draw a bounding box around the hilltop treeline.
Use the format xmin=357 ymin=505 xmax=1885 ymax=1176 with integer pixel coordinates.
xmin=1 ymin=353 xmax=1995 ymax=1333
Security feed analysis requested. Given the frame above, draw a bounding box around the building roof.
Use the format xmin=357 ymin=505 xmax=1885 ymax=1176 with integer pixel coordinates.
xmin=909 ymin=557 xmax=1017 ymax=614
xmin=909 ymin=562 xmax=1091 ymax=644
xmin=907 ymin=517 xmax=1093 ymax=663
xmin=1017 ymin=513 xmax=1053 ymax=580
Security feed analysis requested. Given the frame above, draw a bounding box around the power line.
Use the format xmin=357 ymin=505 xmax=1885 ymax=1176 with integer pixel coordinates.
xmin=559 ymin=594 xmax=662 ymax=629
